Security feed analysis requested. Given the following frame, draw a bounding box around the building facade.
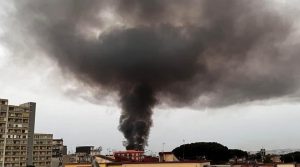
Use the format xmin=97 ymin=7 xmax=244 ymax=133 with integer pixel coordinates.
xmin=52 ymin=139 xmax=64 ymax=158
xmin=159 ymin=152 xmax=179 ymax=162
xmin=75 ymin=146 xmax=94 ymax=163
xmin=52 ymin=139 xmax=67 ymax=167
xmin=0 ymin=98 xmax=36 ymax=167
xmin=33 ymin=133 xmax=53 ymax=167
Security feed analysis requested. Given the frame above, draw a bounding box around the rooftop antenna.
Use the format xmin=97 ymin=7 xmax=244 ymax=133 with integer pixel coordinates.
xmin=162 ymin=142 xmax=165 ymax=152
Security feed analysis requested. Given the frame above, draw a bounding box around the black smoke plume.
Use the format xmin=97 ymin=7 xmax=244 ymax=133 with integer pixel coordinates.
xmin=8 ymin=0 xmax=300 ymax=150
xmin=120 ymin=84 xmax=157 ymax=150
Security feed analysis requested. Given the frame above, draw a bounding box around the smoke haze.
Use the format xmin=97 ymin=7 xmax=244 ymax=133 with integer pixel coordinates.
xmin=6 ymin=0 xmax=300 ymax=150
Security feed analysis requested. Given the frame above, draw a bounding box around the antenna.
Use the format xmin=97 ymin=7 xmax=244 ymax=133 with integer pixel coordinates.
xmin=162 ymin=142 xmax=165 ymax=152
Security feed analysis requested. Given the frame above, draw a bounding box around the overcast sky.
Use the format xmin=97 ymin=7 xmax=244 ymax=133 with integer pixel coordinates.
xmin=1 ymin=0 xmax=300 ymax=154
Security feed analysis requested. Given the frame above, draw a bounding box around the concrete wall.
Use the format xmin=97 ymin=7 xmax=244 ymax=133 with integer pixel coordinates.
xmin=160 ymin=154 xmax=178 ymax=162
xmin=51 ymin=157 xmax=61 ymax=167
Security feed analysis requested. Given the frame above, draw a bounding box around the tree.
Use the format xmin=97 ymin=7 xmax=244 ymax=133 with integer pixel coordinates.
xmin=172 ymin=142 xmax=231 ymax=164
xmin=281 ymin=152 xmax=300 ymax=163
xmin=229 ymin=149 xmax=248 ymax=159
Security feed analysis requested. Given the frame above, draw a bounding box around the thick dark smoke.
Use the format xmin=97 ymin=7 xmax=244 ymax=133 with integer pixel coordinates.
xmin=9 ymin=0 xmax=300 ymax=150
xmin=120 ymin=84 xmax=157 ymax=150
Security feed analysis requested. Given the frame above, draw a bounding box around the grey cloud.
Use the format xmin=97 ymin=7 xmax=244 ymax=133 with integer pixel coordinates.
xmin=9 ymin=0 xmax=300 ymax=150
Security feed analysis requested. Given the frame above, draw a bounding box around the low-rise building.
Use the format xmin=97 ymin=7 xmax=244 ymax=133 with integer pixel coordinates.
xmin=76 ymin=146 xmax=94 ymax=163
xmin=74 ymin=146 xmax=102 ymax=163
xmin=271 ymin=155 xmax=282 ymax=163
xmin=113 ymin=150 xmax=144 ymax=162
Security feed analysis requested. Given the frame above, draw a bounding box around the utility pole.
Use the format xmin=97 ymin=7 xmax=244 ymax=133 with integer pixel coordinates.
xmin=182 ymin=139 xmax=185 ymax=161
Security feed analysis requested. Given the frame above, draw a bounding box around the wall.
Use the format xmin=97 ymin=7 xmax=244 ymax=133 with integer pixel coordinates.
xmin=27 ymin=102 xmax=36 ymax=166
xmin=160 ymin=154 xmax=178 ymax=162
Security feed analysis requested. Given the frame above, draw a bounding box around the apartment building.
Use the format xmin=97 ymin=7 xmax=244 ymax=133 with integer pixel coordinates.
xmin=33 ymin=133 xmax=53 ymax=167
xmin=52 ymin=139 xmax=66 ymax=158
xmin=0 ymin=98 xmax=36 ymax=167
xmin=52 ymin=138 xmax=67 ymax=167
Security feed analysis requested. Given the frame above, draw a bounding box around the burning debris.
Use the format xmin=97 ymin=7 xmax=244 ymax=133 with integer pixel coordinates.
xmin=8 ymin=0 xmax=300 ymax=150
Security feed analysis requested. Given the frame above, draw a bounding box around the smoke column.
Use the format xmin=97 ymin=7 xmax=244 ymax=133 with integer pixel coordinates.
xmin=7 ymin=0 xmax=300 ymax=150
xmin=120 ymin=84 xmax=157 ymax=150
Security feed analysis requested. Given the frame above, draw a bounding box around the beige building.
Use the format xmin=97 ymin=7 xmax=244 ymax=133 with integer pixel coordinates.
xmin=33 ymin=133 xmax=53 ymax=167
xmin=159 ymin=152 xmax=179 ymax=162
xmin=0 ymin=98 xmax=36 ymax=167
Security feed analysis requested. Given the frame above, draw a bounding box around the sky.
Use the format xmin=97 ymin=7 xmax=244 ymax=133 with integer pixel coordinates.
xmin=0 ymin=0 xmax=300 ymax=154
